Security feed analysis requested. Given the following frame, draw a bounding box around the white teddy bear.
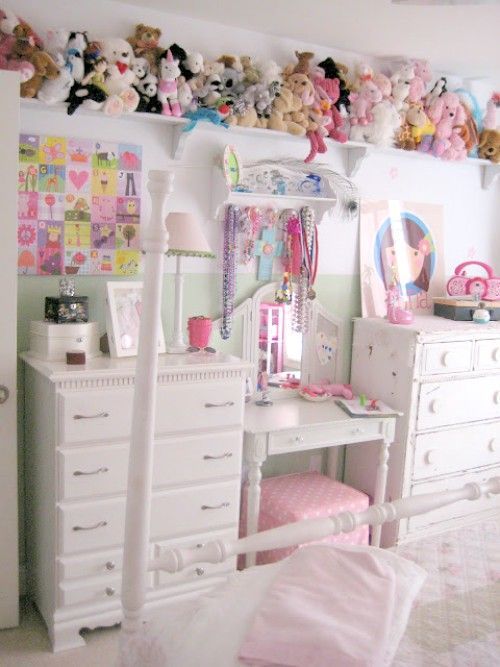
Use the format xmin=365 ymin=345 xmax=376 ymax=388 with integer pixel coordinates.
xmin=99 ymin=38 xmax=139 ymax=115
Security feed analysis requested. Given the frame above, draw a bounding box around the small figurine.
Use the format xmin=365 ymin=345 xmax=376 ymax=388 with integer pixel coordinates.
xmin=255 ymin=370 xmax=273 ymax=407
xmin=81 ymin=57 xmax=108 ymax=91
xmin=472 ymin=302 xmax=491 ymax=324
xmin=275 ymin=272 xmax=292 ymax=304
xmin=386 ymin=283 xmax=413 ymax=325
xmin=59 ymin=277 xmax=75 ymax=297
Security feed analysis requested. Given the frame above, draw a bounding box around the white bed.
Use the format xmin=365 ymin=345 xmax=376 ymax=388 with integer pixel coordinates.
xmin=118 ymin=170 xmax=500 ymax=667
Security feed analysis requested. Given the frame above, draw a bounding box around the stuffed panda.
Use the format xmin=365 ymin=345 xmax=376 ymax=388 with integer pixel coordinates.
xmin=135 ymin=73 xmax=161 ymax=113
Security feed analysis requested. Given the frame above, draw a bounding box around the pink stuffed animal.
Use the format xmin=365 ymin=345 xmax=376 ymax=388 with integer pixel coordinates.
xmin=408 ymin=59 xmax=432 ymax=104
xmin=349 ymin=78 xmax=383 ymax=126
xmin=158 ymin=48 xmax=181 ymax=117
xmin=421 ymin=91 xmax=467 ymax=159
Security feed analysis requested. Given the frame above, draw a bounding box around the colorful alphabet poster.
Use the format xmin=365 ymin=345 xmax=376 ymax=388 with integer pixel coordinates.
xmin=359 ymin=200 xmax=445 ymax=317
xmin=17 ymin=134 xmax=143 ymax=276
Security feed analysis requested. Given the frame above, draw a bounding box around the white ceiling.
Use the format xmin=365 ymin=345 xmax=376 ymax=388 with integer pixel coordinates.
xmin=116 ymin=0 xmax=500 ymax=84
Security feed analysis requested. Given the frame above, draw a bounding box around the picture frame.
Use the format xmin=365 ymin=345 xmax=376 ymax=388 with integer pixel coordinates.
xmin=105 ymin=281 xmax=165 ymax=357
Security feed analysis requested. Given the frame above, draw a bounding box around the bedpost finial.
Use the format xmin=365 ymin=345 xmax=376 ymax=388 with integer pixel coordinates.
xmin=147 ymin=170 xmax=174 ymax=196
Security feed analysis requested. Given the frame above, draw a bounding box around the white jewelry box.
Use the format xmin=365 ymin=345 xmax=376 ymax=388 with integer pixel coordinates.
xmin=29 ymin=321 xmax=101 ymax=361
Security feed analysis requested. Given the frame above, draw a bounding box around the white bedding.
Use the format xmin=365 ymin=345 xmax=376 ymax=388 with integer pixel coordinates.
xmin=119 ymin=519 xmax=500 ymax=667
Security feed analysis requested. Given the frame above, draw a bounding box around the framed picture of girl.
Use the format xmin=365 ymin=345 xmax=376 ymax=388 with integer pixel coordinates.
xmin=360 ymin=200 xmax=445 ymax=317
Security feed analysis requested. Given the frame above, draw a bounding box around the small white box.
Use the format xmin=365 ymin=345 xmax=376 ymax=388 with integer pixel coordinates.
xmin=29 ymin=321 xmax=101 ymax=361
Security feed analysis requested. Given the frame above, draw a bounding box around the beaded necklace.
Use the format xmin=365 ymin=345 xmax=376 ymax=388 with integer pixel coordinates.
xmin=291 ymin=207 xmax=318 ymax=333
xmin=220 ymin=204 xmax=238 ymax=340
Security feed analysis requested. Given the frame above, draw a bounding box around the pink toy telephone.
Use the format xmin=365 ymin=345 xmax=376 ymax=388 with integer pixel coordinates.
xmin=447 ymin=261 xmax=500 ymax=301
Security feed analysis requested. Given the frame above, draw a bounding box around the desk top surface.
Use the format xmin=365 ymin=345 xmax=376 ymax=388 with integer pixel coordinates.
xmin=244 ymin=396 xmax=395 ymax=434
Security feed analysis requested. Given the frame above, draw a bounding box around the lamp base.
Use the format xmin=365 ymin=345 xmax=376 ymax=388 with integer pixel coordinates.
xmin=166 ymin=342 xmax=188 ymax=354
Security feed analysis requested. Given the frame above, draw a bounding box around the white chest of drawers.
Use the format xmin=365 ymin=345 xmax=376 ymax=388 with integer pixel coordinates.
xmin=343 ymin=316 xmax=500 ymax=547
xmin=21 ymin=352 xmax=249 ymax=651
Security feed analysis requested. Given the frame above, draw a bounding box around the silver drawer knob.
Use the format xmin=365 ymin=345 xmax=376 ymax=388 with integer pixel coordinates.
xmin=441 ymin=351 xmax=453 ymax=367
xmin=494 ymin=391 xmax=500 ymax=405
xmin=105 ymin=561 xmax=116 ymax=571
xmin=488 ymin=438 xmax=497 ymax=452
xmin=351 ymin=427 xmax=363 ymax=435
xmin=425 ymin=450 xmax=437 ymax=465
xmin=195 ymin=568 xmax=205 ymax=577
xmin=493 ymin=347 xmax=500 ymax=363
xmin=294 ymin=435 xmax=304 ymax=444
xmin=105 ymin=587 xmax=116 ymax=597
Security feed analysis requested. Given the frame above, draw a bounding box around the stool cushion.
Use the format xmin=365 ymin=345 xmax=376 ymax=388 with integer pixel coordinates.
xmin=240 ymin=471 xmax=369 ymax=565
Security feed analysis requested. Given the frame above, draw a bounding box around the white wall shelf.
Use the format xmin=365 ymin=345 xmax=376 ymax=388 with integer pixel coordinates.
xmin=20 ymin=98 xmax=499 ymax=188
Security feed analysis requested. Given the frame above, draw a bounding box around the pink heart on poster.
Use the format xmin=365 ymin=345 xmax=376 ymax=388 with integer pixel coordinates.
xmin=69 ymin=170 xmax=89 ymax=191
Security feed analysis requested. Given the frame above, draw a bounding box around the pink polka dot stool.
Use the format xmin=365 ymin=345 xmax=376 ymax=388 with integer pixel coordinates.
xmin=240 ymin=471 xmax=369 ymax=566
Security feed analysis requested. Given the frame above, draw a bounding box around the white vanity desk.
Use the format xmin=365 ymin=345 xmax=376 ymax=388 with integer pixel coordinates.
xmin=243 ymin=397 xmax=397 ymax=564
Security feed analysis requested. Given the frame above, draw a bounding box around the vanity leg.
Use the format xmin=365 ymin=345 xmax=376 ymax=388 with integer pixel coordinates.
xmin=244 ymin=433 xmax=267 ymax=568
xmin=371 ymin=437 xmax=391 ymax=548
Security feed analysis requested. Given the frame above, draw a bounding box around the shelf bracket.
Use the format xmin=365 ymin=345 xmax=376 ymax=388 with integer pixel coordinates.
xmin=345 ymin=146 xmax=371 ymax=178
xmin=481 ymin=163 xmax=499 ymax=190
xmin=170 ymin=125 xmax=189 ymax=160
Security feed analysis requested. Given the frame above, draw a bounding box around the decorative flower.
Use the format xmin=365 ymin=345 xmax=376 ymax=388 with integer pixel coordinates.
xmin=18 ymin=223 xmax=36 ymax=247
xmin=418 ymin=237 xmax=432 ymax=256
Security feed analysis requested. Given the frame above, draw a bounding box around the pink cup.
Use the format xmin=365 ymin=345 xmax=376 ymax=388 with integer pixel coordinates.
xmin=188 ymin=316 xmax=212 ymax=348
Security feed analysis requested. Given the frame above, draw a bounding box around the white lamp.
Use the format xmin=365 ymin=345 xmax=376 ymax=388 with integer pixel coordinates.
xmin=165 ymin=212 xmax=215 ymax=354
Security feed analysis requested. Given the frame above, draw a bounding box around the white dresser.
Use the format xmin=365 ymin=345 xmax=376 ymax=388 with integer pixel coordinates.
xmin=21 ymin=352 xmax=249 ymax=651
xmin=344 ymin=316 xmax=500 ymax=547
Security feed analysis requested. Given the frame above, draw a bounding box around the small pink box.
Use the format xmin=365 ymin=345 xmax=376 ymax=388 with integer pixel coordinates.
xmin=240 ymin=472 xmax=369 ymax=565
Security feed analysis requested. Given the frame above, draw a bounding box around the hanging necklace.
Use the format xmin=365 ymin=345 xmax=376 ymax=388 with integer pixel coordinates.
xmin=220 ymin=204 xmax=238 ymax=340
xmin=291 ymin=207 xmax=318 ymax=333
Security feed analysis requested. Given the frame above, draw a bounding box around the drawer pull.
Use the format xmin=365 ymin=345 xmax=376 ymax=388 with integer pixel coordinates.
xmin=105 ymin=561 xmax=116 ymax=571
xmin=493 ymin=347 xmax=500 ymax=363
xmin=424 ymin=450 xmax=437 ymax=465
xmin=73 ymin=466 xmax=109 ymax=477
xmin=351 ymin=427 xmax=363 ymax=435
xmin=488 ymin=438 xmax=498 ymax=452
xmin=429 ymin=399 xmax=442 ymax=414
xmin=293 ymin=435 xmax=304 ymax=445
xmin=105 ymin=587 xmax=116 ymax=597
xmin=203 ymin=452 xmax=233 ymax=460
xmin=441 ymin=351 xmax=453 ymax=367
xmin=73 ymin=412 xmax=109 ymax=420
xmin=195 ymin=568 xmax=205 ymax=577
xmin=72 ymin=521 xmax=108 ymax=532
xmin=204 ymin=401 xmax=235 ymax=408
xmin=201 ymin=502 xmax=230 ymax=510
xmin=494 ymin=392 xmax=500 ymax=405
xmin=196 ymin=543 xmax=204 ymax=549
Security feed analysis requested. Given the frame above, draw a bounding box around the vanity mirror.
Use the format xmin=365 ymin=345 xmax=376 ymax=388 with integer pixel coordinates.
xmin=214 ymin=282 xmax=343 ymax=398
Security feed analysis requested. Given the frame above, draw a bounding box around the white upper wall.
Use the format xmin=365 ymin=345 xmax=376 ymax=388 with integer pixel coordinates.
xmin=12 ymin=0 xmax=500 ymax=276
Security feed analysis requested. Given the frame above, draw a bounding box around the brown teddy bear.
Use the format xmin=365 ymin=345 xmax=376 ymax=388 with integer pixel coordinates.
xmin=127 ymin=24 xmax=163 ymax=74
xmin=12 ymin=25 xmax=59 ymax=98
xmin=267 ymin=86 xmax=306 ymax=136
xmin=293 ymin=51 xmax=314 ymax=75
xmin=478 ymin=129 xmax=500 ymax=163
xmin=283 ymin=72 xmax=318 ymax=132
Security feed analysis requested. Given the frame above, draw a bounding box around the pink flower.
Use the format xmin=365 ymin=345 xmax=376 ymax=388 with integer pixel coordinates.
xmin=18 ymin=224 xmax=36 ymax=247
xmin=418 ymin=237 xmax=432 ymax=256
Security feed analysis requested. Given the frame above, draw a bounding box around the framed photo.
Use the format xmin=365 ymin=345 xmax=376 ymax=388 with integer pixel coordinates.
xmin=105 ymin=281 xmax=165 ymax=357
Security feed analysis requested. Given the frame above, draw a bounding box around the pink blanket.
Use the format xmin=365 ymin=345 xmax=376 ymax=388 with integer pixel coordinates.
xmin=238 ymin=545 xmax=420 ymax=667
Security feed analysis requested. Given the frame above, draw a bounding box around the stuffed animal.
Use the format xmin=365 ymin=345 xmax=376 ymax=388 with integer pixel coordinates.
xmin=99 ymin=38 xmax=139 ymax=115
xmin=409 ymin=59 xmax=432 ymax=104
xmin=350 ymin=100 xmax=401 ymax=147
xmin=397 ymin=103 xmax=431 ymax=150
xmin=423 ymin=91 xmax=467 ymax=158
xmin=13 ymin=25 xmax=59 ymax=98
xmin=312 ymin=73 xmax=348 ymax=143
xmin=135 ymin=72 xmax=162 ymax=113
xmin=66 ymin=48 xmax=84 ymax=83
xmin=317 ymin=57 xmax=350 ymax=112
xmin=67 ymin=31 xmax=88 ymax=55
xmin=240 ymin=55 xmax=260 ymax=85
xmin=217 ymin=54 xmax=243 ymax=72
xmin=267 ymin=86 xmax=306 ymax=136
xmin=424 ymin=76 xmax=447 ymax=109
xmin=349 ymin=77 xmax=382 ymax=126
xmin=44 ymin=27 xmax=69 ymax=67
xmin=80 ymin=56 xmax=108 ymax=91
xmin=293 ymin=50 xmax=314 ymax=75
xmin=197 ymin=72 xmax=223 ymax=107
xmin=390 ymin=63 xmax=413 ymax=113
xmin=157 ymin=49 xmax=181 ymax=116
xmin=37 ymin=65 xmax=73 ymax=104
xmin=219 ymin=60 xmax=245 ymax=106
xmin=478 ymin=94 xmax=500 ymax=163
xmin=132 ymin=56 xmax=150 ymax=84
xmin=66 ymin=80 xmax=107 ymax=115
xmin=127 ymin=24 xmax=163 ymax=74
xmin=177 ymin=77 xmax=197 ymax=114
xmin=373 ymin=71 xmax=392 ymax=99
xmin=284 ymin=72 xmax=318 ymax=137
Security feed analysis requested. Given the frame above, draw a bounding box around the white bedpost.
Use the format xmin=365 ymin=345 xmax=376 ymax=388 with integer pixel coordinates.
xmin=121 ymin=170 xmax=173 ymax=639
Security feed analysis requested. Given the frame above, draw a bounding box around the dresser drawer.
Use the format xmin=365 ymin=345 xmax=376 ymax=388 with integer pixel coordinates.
xmin=268 ymin=420 xmax=384 ymax=455
xmin=58 ymin=431 xmax=242 ymax=500
xmin=155 ymin=528 xmax=237 ymax=588
xmin=59 ymin=480 xmax=241 ymax=554
xmin=156 ymin=380 xmax=244 ymax=434
xmin=417 ymin=375 xmax=500 ymax=430
xmin=413 ymin=421 xmax=500 ymax=480
xmin=421 ymin=341 xmax=472 ymax=376
xmin=58 ymin=548 xmax=124 ymax=580
xmin=59 ymin=444 xmax=129 ymax=500
xmin=475 ymin=338 xmax=500 ymax=371
xmin=59 ymin=389 xmax=133 ymax=445
xmin=408 ymin=467 xmax=500 ymax=531
xmin=58 ymin=573 xmax=124 ymax=607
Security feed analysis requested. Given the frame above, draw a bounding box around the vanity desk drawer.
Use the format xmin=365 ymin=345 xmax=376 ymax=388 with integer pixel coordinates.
xmin=268 ymin=420 xmax=383 ymax=455
xmin=475 ymin=338 xmax=500 ymax=371
xmin=421 ymin=341 xmax=473 ymax=376
xmin=413 ymin=421 xmax=500 ymax=480
xmin=417 ymin=375 xmax=500 ymax=430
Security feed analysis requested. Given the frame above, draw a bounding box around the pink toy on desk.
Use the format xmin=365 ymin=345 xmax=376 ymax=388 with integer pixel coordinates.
xmin=447 ymin=261 xmax=500 ymax=301
xmin=302 ymin=383 xmax=353 ymax=400
xmin=187 ymin=316 xmax=212 ymax=348
xmin=386 ymin=284 xmax=414 ymax=325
